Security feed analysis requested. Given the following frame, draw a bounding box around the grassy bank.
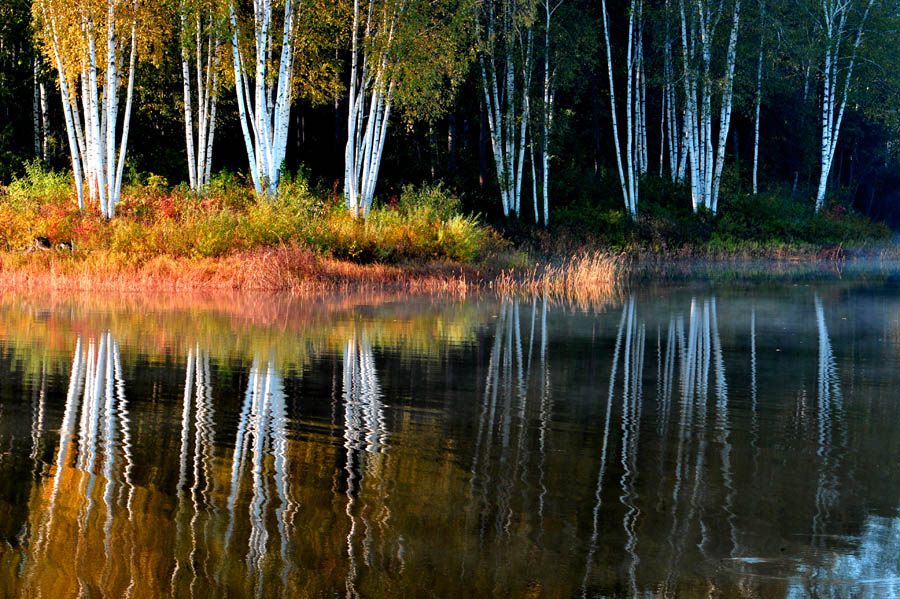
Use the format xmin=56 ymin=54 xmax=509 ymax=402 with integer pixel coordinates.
xmin=0 ymin=166 xmax=625 ymax=297
xmin=0 ymin=165 xmax=891 ymax=295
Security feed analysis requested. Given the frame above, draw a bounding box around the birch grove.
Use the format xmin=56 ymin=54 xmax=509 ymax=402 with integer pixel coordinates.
xmin=344 ymin=0 xmax=468 ymax=217
xmin=813 ymin=0 xmax=875 ymax=212
xmin=600 ymin=0 xmax=642 ymax=217
xmin=679 ymin=0 xmax=741 ymax=214
xmin=478 ymin=0 xmax=535 ymax=218
xmin=344 ymin=0 xmax=402 ymax=217
xmin=229 ymin=0 xmax=300 ymax=198
xmin=34 ymin=0 xmax=145 ymax=217
xmin=180 ymin=0 xmax=225 ymax=191
xmin=10 ymin=0 xmax=899 ymax=228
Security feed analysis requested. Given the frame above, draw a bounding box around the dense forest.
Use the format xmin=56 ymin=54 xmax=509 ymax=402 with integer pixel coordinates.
xmin=2 ymin=0 xmax=899 ymax=231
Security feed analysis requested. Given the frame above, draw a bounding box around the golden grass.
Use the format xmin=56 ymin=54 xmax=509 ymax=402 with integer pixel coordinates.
xmin=0 ymin=246 xmax=628 ymax=300
xmin=489 ymin=250 xmax=626 ymax=308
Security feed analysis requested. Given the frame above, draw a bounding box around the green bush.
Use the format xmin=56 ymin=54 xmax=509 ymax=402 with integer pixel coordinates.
xmin=396 ymin=183 xmax=461 ymax=221
xmin=7 ymin=161 xmax=73 ymax=209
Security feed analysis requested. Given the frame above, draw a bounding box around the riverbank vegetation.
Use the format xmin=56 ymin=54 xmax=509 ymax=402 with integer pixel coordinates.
xmin=1 ymin=0 xmax=898 ymax=292
xmin=0 ymin=163 xmax=888 ymax=293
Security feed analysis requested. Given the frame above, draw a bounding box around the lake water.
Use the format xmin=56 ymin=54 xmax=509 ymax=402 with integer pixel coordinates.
xmin=2 ymin=276 xmax=900 ymax=597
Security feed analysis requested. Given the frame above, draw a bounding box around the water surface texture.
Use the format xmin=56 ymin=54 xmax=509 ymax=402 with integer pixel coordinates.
xmin=2 ymin=283 xmax=900 ymax=597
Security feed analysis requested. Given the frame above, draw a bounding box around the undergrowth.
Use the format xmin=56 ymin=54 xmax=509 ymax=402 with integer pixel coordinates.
xmin=546 ymin=179 xmax=890 ymax=256
xmin=0 ymin=167 xmax=501 ymax=266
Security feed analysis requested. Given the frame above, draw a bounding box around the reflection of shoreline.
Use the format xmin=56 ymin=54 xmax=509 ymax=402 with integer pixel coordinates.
xmin=5 ymin=286 xmax=900 ymax=597
xmin=0 ymin=290 xmax=489 ymax=364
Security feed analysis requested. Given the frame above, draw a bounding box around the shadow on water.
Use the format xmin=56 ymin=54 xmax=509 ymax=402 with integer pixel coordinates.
xmin=2 ymin=282 xmax=900 ymax=596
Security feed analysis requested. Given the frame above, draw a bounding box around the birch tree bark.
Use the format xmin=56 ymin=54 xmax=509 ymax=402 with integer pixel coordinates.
xmin=33 ymin=55 xmax=43 ymax=161
xmin=35 ymin=0 xmax=145 ymax=217
xmin=751 ymin=0 xmax=764 ymax=194
xmin=536 ymin=0 xmax=562 ymax=227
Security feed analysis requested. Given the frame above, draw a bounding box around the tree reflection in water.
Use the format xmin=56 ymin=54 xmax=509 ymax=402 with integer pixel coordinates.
xmin=2 ymin=288 xmax=900 ymax=597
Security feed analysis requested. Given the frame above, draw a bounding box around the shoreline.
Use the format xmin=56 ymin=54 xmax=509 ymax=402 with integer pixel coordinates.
xmin=3 ymin=242 xmax=898 ymax=296
xmin=0 ymin=246 xmax=624 ymax=311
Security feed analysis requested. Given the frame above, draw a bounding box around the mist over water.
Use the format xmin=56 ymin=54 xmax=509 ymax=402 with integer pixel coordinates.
xmin=2 ymin=282 xmax=900 ymax=597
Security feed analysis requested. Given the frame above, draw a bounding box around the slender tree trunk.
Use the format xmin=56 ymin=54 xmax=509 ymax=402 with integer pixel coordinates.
xmin=752 ymin=4 xmax=763 ymax=194
xmin=479 ymin=104 xmax=487 ymax=188
xmin=40 ymin=77 xmax=49 ymax=163
xmin=601 ymin=0 xmax=640 ymax=217
xmin=181 ymin=12 xmax=197 ymax=191
xmin=33 ymin=56 xmax=41 ymax=161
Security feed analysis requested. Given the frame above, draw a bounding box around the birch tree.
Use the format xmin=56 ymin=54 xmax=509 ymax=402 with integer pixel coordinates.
xmin=33 ymin=55 xmax=50 ymax=163
xmin=533 ymin=0 xmax=562 ymax=227
xmin=229 ymin=0 xmax=300 ymax=198
xmin=812 ymin=0 xmax=874 ymax=212
xmin=661 ymin=0 xmax=687 ymax=183
xmin=344 ymin=0 xmax=469 ymax=217
xmin=180 ymin=0 xmax=227 ymax=191
xmin=478 ymin=0 xmax=536 ymax=218
xmin=751 ymin=0 xmax=764 ymax=194
xmin=678 ymin=0 xmax=741 ymax=214
xmin=600 ymin=0 xmax=642 ymax=217
xmin=34 ymin=0 xmax=154 ymax=217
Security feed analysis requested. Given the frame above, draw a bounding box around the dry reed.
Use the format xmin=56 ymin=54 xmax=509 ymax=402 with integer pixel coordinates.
xmin=0 ymin=246 xmax=628 ymax=298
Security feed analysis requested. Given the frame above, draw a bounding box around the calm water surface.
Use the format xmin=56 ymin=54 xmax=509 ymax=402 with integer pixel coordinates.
xmin=1 ymin=281 xmax=900 ymax=598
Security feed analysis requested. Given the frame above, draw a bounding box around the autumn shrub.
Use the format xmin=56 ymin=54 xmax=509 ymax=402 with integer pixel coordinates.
xmin=0 ymin=173 xmax=496 ymax=265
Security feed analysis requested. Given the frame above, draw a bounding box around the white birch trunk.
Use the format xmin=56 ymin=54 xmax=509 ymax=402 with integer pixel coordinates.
xmin=40 ymin=77 xmax=49 ymax=163
xmin=601 ymin=0 xmax=640 ymax=217
xmin=539 ymin=0 xmax=560 ymax=228
xmin=37 ymin=0 xmax=140 ymax=218
xmin=814 ymin=0 xmax=874 ymax=212
xmin=230 ymin=0 xmax=298 ymax=200
xmin=344 ymin=0 xmax=401 ymax=217
xmin=513 ymin=30 xmax=534 ymax=217
xmin=752 ymin=0 xmax=764 ymax=195
xmin=478 ymin=0 xmax=534 ymax=219
xmin=33 ymin=56 xmax=42 ymax=161
xmin=181 ymin=13 xmax=197 ymax=191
